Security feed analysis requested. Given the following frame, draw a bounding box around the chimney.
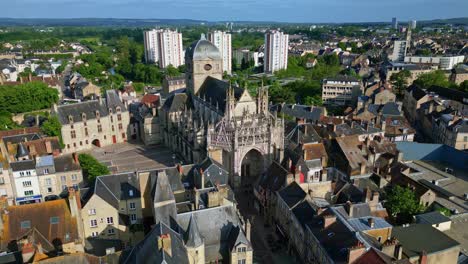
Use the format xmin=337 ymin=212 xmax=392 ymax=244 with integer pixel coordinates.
xmin=68 ymin=187 xmax=82 ymax=217
xmin=72 ymin=153 xmax=79 ymax=164
xmin=45 ymin=140 xmax=52 ymax=153
xmin=420 ymin=250 xmax=427 ymax=264
xmin=381 ymin=119 xmax=386 ymax=131
xmin=36 ymin=243 xmax=43 ymax=254
xmin=346 ymin=201 xmax=355 ymax=217
xmin=397 ymin=151 xmax=404 ymax=162
xmin=348 ymin=242 xmax=366 ymax=264
xmin=176 ymin=164 xmax=183 ymax=175
xmin=200 ymin=168 xmax=205 ymax=189
xmin=395 ymin=245 xmax=403 ymax=260
xmin=158 ymin=234 xmax=172 ymax=257
xmin=194 ymin=189 xmax=200 ymax=210
xmin=245 ymin=218 xmax=251 ymax=241
xmin=323 ymin=215 xmax=336 ymax=228
xmin=360 ymin=162 xmax=366 ymax=175
xmin=368 ymin=217 xmax=375 ymax=228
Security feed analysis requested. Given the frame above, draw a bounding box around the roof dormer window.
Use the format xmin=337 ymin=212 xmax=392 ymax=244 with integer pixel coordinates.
xmin=95 ymin=111 xmax=100 ymax=119
xmin=68 ymin=115 xmax=73 ymax=123
xmin=116 ymin=107 xmax=121 ymax=113
xmin=82 ymin=113 xmax=87 ymax=121
xmin=109 ymin=108 xmax=113 ymax=114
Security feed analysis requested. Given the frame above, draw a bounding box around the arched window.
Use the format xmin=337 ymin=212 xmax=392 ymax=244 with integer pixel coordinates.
xmin=116 ymin=107 xmax=121 ymax=113
xmin=68 ymin=115 xmax=73 ymax=123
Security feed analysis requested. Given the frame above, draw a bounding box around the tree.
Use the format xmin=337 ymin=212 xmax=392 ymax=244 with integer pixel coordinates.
xmin=0 ymin=82 xmax=58 ymax=113
xmin=0 ymin=111 xmax=21 ymax=130
xmin=268 ymin=81 xmax=295 ymax=104
xmin=41 ymin=116 xmax=64 ymax=147
xmin=385 ymin=185 xmax=425 ymax=224
xmin=78 ymin=153 xmax=110 ymax=183
xmin=459 ymin=80 xmax=468 ymax=93
xmin=413 ymin=70 xmax=449 ymax=88
xmin=165 ymin=65 xmax=180 ymax=77
xmin=390 ymin=69 xmax=411 ymax=96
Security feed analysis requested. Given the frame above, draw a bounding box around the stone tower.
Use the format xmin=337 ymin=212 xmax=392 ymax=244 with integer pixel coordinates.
xmin=185 ymin=34 xmax=223 ymax=95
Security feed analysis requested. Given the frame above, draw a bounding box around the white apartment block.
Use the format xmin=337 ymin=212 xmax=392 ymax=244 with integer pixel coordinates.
xmin=390 ymin=40 xmax=408 ymax=62
xmin=322 ymin=76 xmax=363 ymax=105
xmin=264 ymin=30 xmax=289 ymax=73
xmin=208 ymin=31 xmax=232 ymax=74
xmin=143 ymin=29 xmax=184 ymax=68
xmin=404 ymin=55 xmax=465 ymax=70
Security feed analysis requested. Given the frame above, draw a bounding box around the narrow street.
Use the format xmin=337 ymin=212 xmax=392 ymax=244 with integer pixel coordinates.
xmin=234 ymin=187 xmax=299 ymax=264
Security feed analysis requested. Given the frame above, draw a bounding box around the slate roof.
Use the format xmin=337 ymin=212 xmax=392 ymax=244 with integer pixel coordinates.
xmin=153 ymin=172 xmax=177 ymax=226
xmin=415 ymin=211 xmax=451 ymax=225
xmin=177 ymin=204 xmax=250 ymax=261
xmin=10 ymin=160 xmax=35 ymax=172
xmin=35 ymin=155 xmax=54 ymax=168
xmin=347 ymin=217 xmax=392 ymax=232
xmin=393 ymin=224 xmax=459 ymax=258
xmin=280 ymin=104 xmax=325 ymax=121
xmin=407 ymin=85 xmax=427 ymax=101
xmin=162 ymin=93 xmax=187 ymax=112
xmin=53 ymin=154 xmax=81 ymax=172
xmin=185 ymin=215 xmax=203 ymax=248
xmin=286 ymin=123 xmax=321 ymax=145
xmin=56 ymin=100 xmax=108 ymax=125
xmin=123 ymin=221 xmax=189 ymax=264
xmin=197 ymin=76 xmax=244 ymax=111
xmin=277 ymin=181 xmax=307 ymax=208
xmin=380 ymin=102 xmax=401 ymax=117
xmin=291 ymin=201 xmax=317 ymax=227
xmin=91 ymin=172 xmax=140 ymax=209
xmin=106 ymin=89 xmax=127 ymax=112
xmin=257 ymin=161 xmax=288 ymax=192
xmin=185 ymin=157 xmax=229 ymax=188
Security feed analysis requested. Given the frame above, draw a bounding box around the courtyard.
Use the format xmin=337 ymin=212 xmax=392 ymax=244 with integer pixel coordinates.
xmin=88 ymin=142 xmax=180 ymax=173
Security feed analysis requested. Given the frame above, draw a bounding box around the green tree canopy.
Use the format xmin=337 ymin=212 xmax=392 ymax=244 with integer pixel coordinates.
xmin=0 ymin=82 xmax=59 ymax=113
xmin=390 ymin=69 xmax=412 ymax=96
xmin=413 ymin=70 xmax=449 ymax=88
xmin=385 ymin=185 xmax=425 ymax=224
xmin=78 ymin=153 xmax=110 ymax=183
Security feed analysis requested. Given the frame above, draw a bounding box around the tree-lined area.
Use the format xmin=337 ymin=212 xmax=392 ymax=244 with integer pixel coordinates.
xmin=0 ymin=82 xmax=59 ymax=113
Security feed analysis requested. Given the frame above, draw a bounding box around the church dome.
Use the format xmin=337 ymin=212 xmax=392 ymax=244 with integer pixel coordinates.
xmin=186 ymin=34 xmax=222 ymax=61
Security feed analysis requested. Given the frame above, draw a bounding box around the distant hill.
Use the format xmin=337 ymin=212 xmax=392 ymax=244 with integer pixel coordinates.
xmin=0 ymin=17 xmax=466 ymax=27
xmin=0 ymin=18 xmax=209 ymax=27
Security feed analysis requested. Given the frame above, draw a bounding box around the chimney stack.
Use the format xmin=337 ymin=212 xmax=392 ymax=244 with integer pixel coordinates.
xmin=245 ymin=218 xmax=251 ymax=241
xmin=72 ymin=153 xmax=79 ymax=164
xmin=158 ymin=234 xmax=172 ymax=257
xmin=368 ymin=217 xmax=375 ymax=228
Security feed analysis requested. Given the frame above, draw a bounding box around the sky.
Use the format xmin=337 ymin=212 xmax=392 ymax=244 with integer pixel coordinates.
xmin=2 ymin=0 xmax=468 ymax=23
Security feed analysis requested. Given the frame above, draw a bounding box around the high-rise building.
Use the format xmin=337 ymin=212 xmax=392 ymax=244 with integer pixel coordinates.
xmin=208 ymin=31 xmax=232 ymax=74
xmin=392 ymin=17 xmax=398 ymax=29
xmin=411 ymin=20 xmax=417 ymax=29
xmin=264 ymin=30 xmax=289 ymax=73
xmin=143 ymin=29 xmax=184 ymax=68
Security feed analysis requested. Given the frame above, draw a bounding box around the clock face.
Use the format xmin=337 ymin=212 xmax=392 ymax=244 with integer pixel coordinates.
xmin=204 ymin=64 xmax=212 ymax=71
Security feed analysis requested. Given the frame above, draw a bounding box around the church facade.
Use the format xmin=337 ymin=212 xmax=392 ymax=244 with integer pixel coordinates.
xmin=160 ymin=35 xmax=284 ymax=188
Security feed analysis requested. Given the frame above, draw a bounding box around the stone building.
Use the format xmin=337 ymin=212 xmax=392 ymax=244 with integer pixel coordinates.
xmin=160 ymin=36 xmax=284 ymax=188
xmin=54 ymin=90 xmax=130 ymax=153
xmin=321 ymin=76 xmax=363 ymax=106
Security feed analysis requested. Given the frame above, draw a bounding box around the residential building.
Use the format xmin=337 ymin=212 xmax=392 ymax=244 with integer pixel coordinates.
xmin=411 ymin=20 xmax=417 ymax=29
xmin=208 ymin=30 xmax=232 ymax=74
xmin=10 ymin=144 xmax=41 ymax=205
xmin=404 ymin=55 xmax=465 ymax=70
xmin=393 ymin=224 xmax=460 ymax=264
xmin=143 ymin=29 xmax=184 ymax=68
xmin=162 ymin=75 xmax=185 ymax=96
xmin=0 ymin=195 xmax=84 ymax=263
xmin=385 ymin=62 xmax=433 ymax=83
xmin=322 ymin=76 xmax=363 ymax=105
xmin=264 ymin=30 xmax=289 ymax=73
xmin=403 ymin=85 xmax=432 ymax=124
xmin=392 ymin=17 xmax=398 ymax=29
xmin=449 ymin=66 xmax=468 ymax=85
xmin=0 ymin=162 xmax=14 ymax=205
xmin=81 ymin=172 xmax=144 ymax=253
xmin=415 ymin=211 xmax=451 ymax=231
xmin=54 ymin=90 xmax=130 ymax=153
xmin=390 ymin=40 xmax=407 ymax=62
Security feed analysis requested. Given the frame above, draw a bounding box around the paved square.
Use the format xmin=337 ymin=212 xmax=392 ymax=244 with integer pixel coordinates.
xmin=88 ymin=142 xmax=180 ymax=174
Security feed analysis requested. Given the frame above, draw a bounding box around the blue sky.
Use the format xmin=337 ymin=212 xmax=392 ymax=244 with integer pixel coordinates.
xmin=2 ymin=0 xmax=467 ymax=23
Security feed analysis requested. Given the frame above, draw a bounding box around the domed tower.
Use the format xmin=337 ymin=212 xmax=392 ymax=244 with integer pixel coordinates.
xmin=185 ymin=34 xmax=223 ymax=95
